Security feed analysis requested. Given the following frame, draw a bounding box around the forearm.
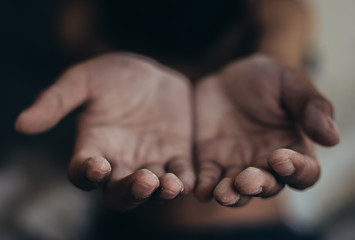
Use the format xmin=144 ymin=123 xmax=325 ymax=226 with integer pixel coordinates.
xmin=253 ymin=0 xmax=312 ymax=68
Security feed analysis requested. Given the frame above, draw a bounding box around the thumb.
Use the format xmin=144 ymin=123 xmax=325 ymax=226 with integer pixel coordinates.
xmin=15 ymin=65 xmax=88 ymax=134
xmin=281 ymin=69 xmax=340 ymax=146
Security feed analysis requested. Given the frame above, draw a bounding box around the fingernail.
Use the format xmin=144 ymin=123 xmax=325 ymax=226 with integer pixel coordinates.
xmin=273 ymin=160 xmax=295 ymax=177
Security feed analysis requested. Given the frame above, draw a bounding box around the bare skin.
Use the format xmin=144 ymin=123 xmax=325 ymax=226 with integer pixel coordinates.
xmin=15 ymin=53 xmax=340 ymax=213
xmin=195 ymin=54 xmax=340 ymax=206
xmin=9 ymin=1 xmax=344 ymax=236
xmin=15 ymin=53 xmax=195 ymax=211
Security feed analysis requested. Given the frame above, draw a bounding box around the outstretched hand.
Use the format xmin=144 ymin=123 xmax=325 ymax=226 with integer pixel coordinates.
xmin=195 ymin=54 xmax=339 ymax=207
xmin=16 ymin=53 xmax=195 ymax=211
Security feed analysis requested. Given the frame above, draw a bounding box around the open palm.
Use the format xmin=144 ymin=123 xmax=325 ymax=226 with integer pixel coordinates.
xmin=16 ymin=53 xmax=195 ymax=211
xmin=195 ymin=54 xmax=339 ymax=206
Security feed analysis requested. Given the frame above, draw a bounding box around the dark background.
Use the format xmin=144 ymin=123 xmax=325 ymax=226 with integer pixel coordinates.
xmin=1 ymin=0 xmax=76 ymax=155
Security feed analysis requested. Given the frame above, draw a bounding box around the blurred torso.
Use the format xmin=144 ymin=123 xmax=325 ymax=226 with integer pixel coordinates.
xmin=60 ymin=0 xmax=283 ymax=230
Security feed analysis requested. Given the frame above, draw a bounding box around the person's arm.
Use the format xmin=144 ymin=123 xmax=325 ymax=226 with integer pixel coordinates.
xmin=254 ymin=0 xmax=312 ymax=68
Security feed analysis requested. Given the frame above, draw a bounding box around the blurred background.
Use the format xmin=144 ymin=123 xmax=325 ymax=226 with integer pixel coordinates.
xmin=1 ymin=0 xmax=354 ymax=239
xmin=285 ymin=1 xmax=355 ymax=239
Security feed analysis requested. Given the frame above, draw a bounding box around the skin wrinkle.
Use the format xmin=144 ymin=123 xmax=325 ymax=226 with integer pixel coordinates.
xmin=66 ymin=55 xmax=192 ymax=208
xmin=195 ymin=53 xmax=338 ymax=207
xmin=102 ymin=90 xmax=155 ymax=127
xmin=198 ymin=137 xmax=249 ymax=171
xmin=131 ymin=170 xmax=160 ymax=200
xmin=85 ymin=62 xmax=158 ymax=124
xmin=200 ymin=114 xmax=300 ymax=171
xmin=224 ymin=142 xmax=242 ymax=170
xmin=222 ymin=57 xmax=287 ymax=125
xmin=160 ymin=173 xmax=184 ymax=195
xmin=200 ymin=161 xmax=220 ymax=178
xmin=231 ymin=100 xmax=287 ymax=131
xmin=237 ymin=167 xmax=262 ymax=193
xmin=85 ymin=157 xmax=111 ymax=183
xmin=216 ymin=191 xmax=239 ymax=205
xmin=15 ymin=0 xmax=341 ymax=217
xmin=77 ymin=118 xmax=190 ymax=169
xmin=270 ymin=158 xmax=296 ymax=177
xmin=16 ymin=0 xmax=339 ymax=216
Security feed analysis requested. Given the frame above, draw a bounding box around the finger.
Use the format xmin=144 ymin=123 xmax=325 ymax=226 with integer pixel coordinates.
xmin=282 ymin=70 xmax=340 ymax=146
xmin=213 ymin=178 xmax=251 ymax=207
xmin=68 ymin=154 xmax=112 ymax=191
xmin=144 ymin=164 xmax=184 ymax=199
xmin=158 ymin=173 xmax=184 ymax=200
xmin=195 ymin=161 xmax=223 ymax=202
xmin=234 ymin=167 xmax=284 ymax=198
xmin=166 ymin=158 xmax=196 ymax=194
xmin=268 ymin=148 xmax=320 ymax=189
xmin=15 ymin=65 xmax=88 ymax=134
xmin=301 ymin=97 xmax=340 ymax=146
xmin=104 ymin=168 xmax=160 ymax=211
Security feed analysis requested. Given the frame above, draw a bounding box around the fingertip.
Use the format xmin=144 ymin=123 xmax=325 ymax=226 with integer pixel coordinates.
xmin=235 ymin=167 xmax=284 ymax=198
xmin=268 ymin=149 xmax=321 ymax=190
xmin=302 ymin=101 xmax=340 ymax=147
xmin=235 ymin=167 xmax=264 ymax=196
xmin=15 ymin=107 xmax=57 ymax=134
xmin=131 ymin=169 xmax=160 ymax=199
xmin=159 ymin=173 xmax=184 ymax=200
xmin=67 ymin=155 xmax=111 ymax=191
xmin=213 ymin=178 xmax=241 ymax=206
xmin=102 ymin=168 xmax=157 ymax=211
xmin=268 ymin=149 xmax=297 ymax=177
xmin=15 ymin=110 xmax=36 ymax=134
xmin=15 ymin=111 xmax=25 ymax=133
xmin=85 ymin=156 xmax=112 ymax=183
xmin=166 ymin=158 xmax=196 ymax=194
xmin=323 ymin=116 xmax=340 ymax=146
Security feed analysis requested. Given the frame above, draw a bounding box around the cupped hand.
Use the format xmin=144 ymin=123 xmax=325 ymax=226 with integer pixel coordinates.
xmin=16 ymin=53 xmax=195 ymax=211
xmin=195 ymin=54 xmax=339 ymax=207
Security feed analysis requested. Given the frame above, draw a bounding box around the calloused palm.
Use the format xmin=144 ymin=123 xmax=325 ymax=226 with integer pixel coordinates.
xmin=16 ymin=53 xmax=195 ymax=211
xmin=195 ymin=54 xmax=339 ymax=206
